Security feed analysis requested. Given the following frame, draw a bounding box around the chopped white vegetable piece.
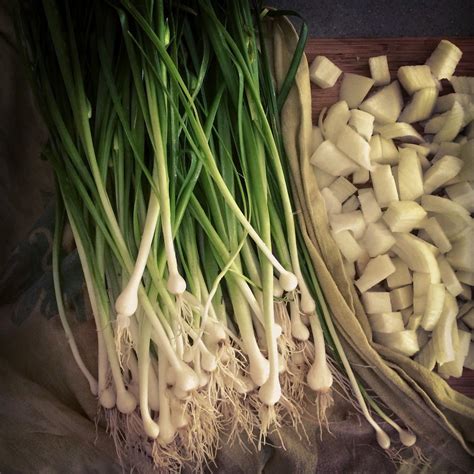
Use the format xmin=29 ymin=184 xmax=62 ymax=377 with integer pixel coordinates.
xmin=437 ymin=255 xmax=463 ymax=297
xmin=461 ymin=103 xmax=474 ymax=125
xmin=361 ymin=222 xmax=396 ymax=258
xmin=456 ymin=271 xmax=474 ymax=286
xmin=309 ymin=55 xmax=342 ymax=89
xmin=342 ymin=195 xmax=360 ymax=212
xmin=463 ymin=309 xmax=474 ymax=329
xmin=362 ymin=292 xmax=392 ymax=314
xmin=371 ymin=165 xmax=399 ymax=208
xmin=311 ymin=126 xmax=324 ymax=153
xmin=434 ymin=93 xmax=473 ymax=114
xmin=374 ymin=330 xmax=419 ymax=356
xmin=311 ymin=140 xmax=359 ymax=176
xmin=331 ymin=229 xmax=364 ymax=262
xmin=413 ymin=295 xmax=426 ymax=315
xmin=407 ymin=313 xmax=422 ymax=331
xmin=413 ymin=272 xmax=431 ymax=297
xmin=398 ymin=87 xmax=438 ymax=123
xmin=336 ymin=125 xmax=371 ymax=170
xmin=464 ymin=343 xmax=474 ymax=370
xmin=349 ymin=109 xmax=374 ymax=141
xmin=390 ymin=285 xmax=413 ymax=311
xmin=392 ymin=233 xmax=441 ymax=282
xmin=321 ymin=187 xmax=342 ymax=215
xmin=398 ymin=148 xmax=424 ymax=201
xmin=414 ymin=234 xmax=440 ymax=256
xmin=426 ymin=40 xmax=462 ymax=81
xmin=446 ymin=229 xmax=474 ymax=272
xmin=355 ymin=254 xmax=396 ymax=293
xmin=422 ymin=217 xmax=452 ymax=254
xmin=323 ymin=101 xmax=350 ymax=142
xmin=434 ymin=213 xmax=470 ymax=242
xmin=450 ymin=76 xmax=474 ymax=94
xmin=417 ymin=153 xmax=431 ymax=172
xmin=387 ymin=257 xmax=412 ymax=289
xmin=451 ymin=320 xmax=461 ymax=352
xmin=438 ymin=330 xmax=470 ymax=378
xmin=391 ymin=165 xmax=400 ymax=195
xmin=401 ymin=307 xmax=413 ymax=325
xmin=432 ymin=141 xmax=461 ymax=162
xmin=359 ymin=81 xmax=403 ymax=124
xmin=432 ymin=292 xmax=458 ymax=364
xmin=379 ymin=137 xmax=399 ymax=165
xmin=313 ymin=167 xmax=337 ymax=189
xmin=339 ymin=73 xmax=374 ymax=108
xmin=424 ymin=112 xmax=448 ymax=134
xmin=433 ymin=102 xmax=464 ymax=143
xmin=421 ymin=284 xmax=446 ymax=330
xmin=328 ymin=176 xmax=357 ymax=202
xmin=423 ymin=155 xmax=464 ymax=194
xmin=421 ymin=195 xmax=471 ymax=222
xmin=399 ymin=143 xmax=431 ymax=156
xmin=383 ymin=201 xmax=427 ymax=233
xmin=329 ymin=211 xmax=366 ymax=239
xmin=456 ymin=140 xmax=474 ymax=181
xmin=343 ymin=259 xmax=356 ymax=280
xmin=397 ymin=65 xmax=437 ymax=95
xmin=352 ymin=167 xmax=370 ymax=184
xmin=445 ymin=181 xmax=474 ymax=212
xmin=415 ymin=339 xmax=437 ymax=370
xmin=358 ymin=188 xmax=382 ymax=223
xmin=355 ymin=251 xmax=370 ymax=275
xmin=369 ymin=134 xmax=383 ymax=162
xmin=369 ymin=55 xmax=391 ymax=86
xmin=377 ymin=122 xmax=423 ymax=144
xmin=369 ymin=312 xmax=405 ymax=333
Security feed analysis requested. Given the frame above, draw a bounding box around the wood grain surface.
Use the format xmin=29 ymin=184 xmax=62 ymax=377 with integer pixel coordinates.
xmin=305 ymin=37 xmax=474 ymax=398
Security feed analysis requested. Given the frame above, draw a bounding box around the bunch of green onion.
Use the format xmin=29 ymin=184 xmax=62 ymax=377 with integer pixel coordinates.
xmin=16 ymin=0 xmax=413 ymax=469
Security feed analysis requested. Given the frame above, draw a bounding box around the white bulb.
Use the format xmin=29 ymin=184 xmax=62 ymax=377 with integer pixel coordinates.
xmin=300 ymin=292 xmax=316 ymax=314
xmin=258 ymin=377 xmax=282 ymax=406
xmin=375 ymin=428 xmax=391 ymax=450
xmin=143 ymin=418 xmax=160 ymax=439
xmin=167 ymin=273 xmax=186 ymax=295
xmin=115 ymin=286 xmax=138 ymax=317
xmin=279 ymin=271 xmax=298 ymax=292
xmin=116 ymin=389 xmax=137 ymax=414
xmin=99 ymin=387 xmax=116 ymax=409
xmin=399 ymin=430 xmax=416 ymax=447
xmin=174 ymin=363 xmax=199 ymax=392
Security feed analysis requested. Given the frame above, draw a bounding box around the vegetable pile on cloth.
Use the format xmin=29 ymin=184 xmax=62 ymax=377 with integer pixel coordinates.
xmin=0 ymin=3 xmax=472 ymax=473
xmin=268 ymin=12 xmax=474 ymax=474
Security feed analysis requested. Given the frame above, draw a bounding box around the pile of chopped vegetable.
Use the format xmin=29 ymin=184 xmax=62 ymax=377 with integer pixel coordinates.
xmin=309 ymin=40 xmax=474 ymax=377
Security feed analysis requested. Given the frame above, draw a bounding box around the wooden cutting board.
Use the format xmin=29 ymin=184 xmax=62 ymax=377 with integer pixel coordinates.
xmin=305 ymin=37 xmax=474 ymax=398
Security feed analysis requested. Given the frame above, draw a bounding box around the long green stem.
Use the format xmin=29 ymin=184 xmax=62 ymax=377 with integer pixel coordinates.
xmin=52 ymin=195 xmax=98 ymax=395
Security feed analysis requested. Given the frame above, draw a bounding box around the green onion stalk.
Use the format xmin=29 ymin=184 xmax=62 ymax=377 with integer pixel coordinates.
xmin=14 ymin=0 xmax=398 ymax=469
